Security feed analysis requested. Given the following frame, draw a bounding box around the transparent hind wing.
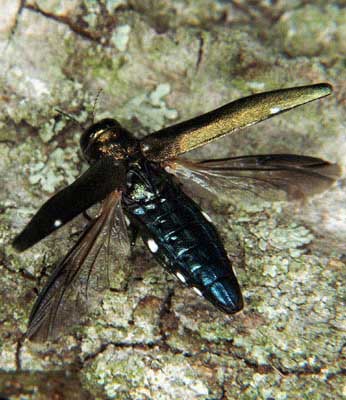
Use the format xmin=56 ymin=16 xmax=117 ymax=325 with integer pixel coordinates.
xmin=27 ymin=191 xmax=130 ymax=341
xmin=165 ymin=154 xmax=341 ymax=202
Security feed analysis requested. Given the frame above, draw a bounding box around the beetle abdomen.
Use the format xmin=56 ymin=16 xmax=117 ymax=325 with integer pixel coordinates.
xmin=123 ymin=160 xmax=243 ymax=314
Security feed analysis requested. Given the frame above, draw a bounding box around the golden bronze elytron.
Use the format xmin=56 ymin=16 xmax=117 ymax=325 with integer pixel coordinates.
xmin=141 ymin=84 xmax=332 ymax=161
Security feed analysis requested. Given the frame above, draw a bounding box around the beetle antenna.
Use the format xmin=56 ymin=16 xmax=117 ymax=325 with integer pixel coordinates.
xmin=55 ymin=108 xmax=82 ymax=129
xmin=92 ymin=89 xmax=103 ymax=123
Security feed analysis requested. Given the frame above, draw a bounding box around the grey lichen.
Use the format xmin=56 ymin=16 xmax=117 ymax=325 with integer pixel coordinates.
xmin=83 ymin=347 xmax=213 ymax=399
xmin=111 ymin=24 xmax=131 ymax=52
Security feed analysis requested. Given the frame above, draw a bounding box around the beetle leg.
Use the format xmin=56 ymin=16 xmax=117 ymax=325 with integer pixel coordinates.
xmin=128 ymin=223 xmax=139 ymax=247
xmin=82 ymin=210 xmax=92 ymax=221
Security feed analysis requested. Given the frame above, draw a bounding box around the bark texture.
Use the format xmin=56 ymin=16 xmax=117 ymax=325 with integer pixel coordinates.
xmin=0 ymin=1 xmax=346 ymax=399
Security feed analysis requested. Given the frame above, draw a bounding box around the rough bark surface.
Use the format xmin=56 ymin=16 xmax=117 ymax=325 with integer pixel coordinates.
xmin=0 ymin=1 xmax=346 ymax=399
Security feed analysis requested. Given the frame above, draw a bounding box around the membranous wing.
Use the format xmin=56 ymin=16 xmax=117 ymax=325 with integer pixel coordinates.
xmin=164 ymin=154 xmax=341 ymax=201
xmin=140 ymin=84 xmax=332 ymax=162
xmin=27 ymin=191 xmax=130 ymax=341
xmin=13 ymin=158 xmax=126 ymax=252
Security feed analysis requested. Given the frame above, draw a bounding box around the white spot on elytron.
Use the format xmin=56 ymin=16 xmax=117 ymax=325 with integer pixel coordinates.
xmin=164 ymin=165 xmax=175 ymax=175
xmin=176 ymin=272 xmax=186 ymax=283
xmin=147 ymin=238 xmax=159 ymax=253
xmin=270 ymin=106 xmax=281 ymax=114
xmin=202 ymin=211 xmax=212 ymax=222
xmin=54 ymin=219 xmax=62 ymax=228
xmin=193 ymin=287 xmax=203 ymax=297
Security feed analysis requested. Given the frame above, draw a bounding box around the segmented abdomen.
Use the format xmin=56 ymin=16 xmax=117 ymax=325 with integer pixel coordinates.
xmin=123 ymin=161 xmax=243 ymax=314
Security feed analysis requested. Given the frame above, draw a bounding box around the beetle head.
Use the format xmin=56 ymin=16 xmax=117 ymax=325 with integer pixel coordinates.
xmin=80 ymin=118 xmax=139 ymax=163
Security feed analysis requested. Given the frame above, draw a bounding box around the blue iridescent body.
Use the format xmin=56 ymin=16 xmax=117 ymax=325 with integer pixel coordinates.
xmin=123 ymin=159 xmax=243 ymax=313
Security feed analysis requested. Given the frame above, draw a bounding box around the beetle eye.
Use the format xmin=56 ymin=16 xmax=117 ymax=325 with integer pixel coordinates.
xmin=91 ymin=129 xmax=104 ymax=141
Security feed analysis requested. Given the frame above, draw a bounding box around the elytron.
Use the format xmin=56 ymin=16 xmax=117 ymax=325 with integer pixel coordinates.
xmin=13 ymin=83 xmax=340 ymax=341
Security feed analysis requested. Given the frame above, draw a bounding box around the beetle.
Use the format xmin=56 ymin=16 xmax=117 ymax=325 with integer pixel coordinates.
xmin=12 ymin=83 xmax=340 ymax=341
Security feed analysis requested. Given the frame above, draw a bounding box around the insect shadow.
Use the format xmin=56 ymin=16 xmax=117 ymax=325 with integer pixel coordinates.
xmin=13 ymin=83 xmax=341 ymax=341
